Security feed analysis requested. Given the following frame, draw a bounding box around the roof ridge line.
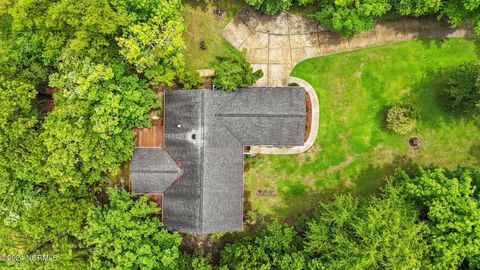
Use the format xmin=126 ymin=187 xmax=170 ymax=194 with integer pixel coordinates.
xmin=199 ymin=90 xmax=206 ymax=233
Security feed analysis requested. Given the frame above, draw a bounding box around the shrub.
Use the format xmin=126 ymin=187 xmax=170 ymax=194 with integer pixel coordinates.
xmin=245 ymin=0 xmax=293 ymax=15
xmin=393 ymin=0 xmax=442 ymax=16
xmin=179 ymin=68 xmax=203 ymax=90
xmin=213 ymin=48 xmax=263 ymax=92
xmin=313 ymin=0 xmax=392 ymax=37
xmin=385 ymin=104 xmax=418 ymax=134
xmin=442 ymin=61 xmax=480 ymax=114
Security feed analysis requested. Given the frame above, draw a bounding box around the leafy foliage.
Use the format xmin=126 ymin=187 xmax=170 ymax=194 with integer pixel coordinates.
xmin=220 ymin=222 xmax=306 ymax=269
xmin=0 ymin=0 xmax=182 ymax=268
xmin=394 ymin=167 xmax=480 ymax=269
xmin=0 ymin=77 xmax=42 ymax=184
xmin=80 ymin=188 xmax=182 ymax=270
xmin=0 ymin=188 xmax=94 ymax=269
xmin=305 ymin=192 xmax=426 ymax=269
xmin=244 ymin=0 xmax=293 ymax=15
xmin=442 ymin=61 xmax=480 ymax=114
xmin=385 ymin=104 xmax=418 ymax=134
xmin=117 ymin=0 xmax=185 ymax=86
xmin=178 ymin=253 xmax=214 ymax=270
xmin=244 ymin=0 xmax=479 ymax=36
xmin=442 ymin=0 xmax=480 ymax=34
xmin=43 ymin=60 xmax=157 ymax=190
xmin=312 ymin=0 xmax=392 ymax=37
xmin=214 ymin=48 xmax=263 ymax=92
xmin=179 ymin=68 xmax=204 ymax=90
xmin=393 ymin=0 xmax=442 ymax=16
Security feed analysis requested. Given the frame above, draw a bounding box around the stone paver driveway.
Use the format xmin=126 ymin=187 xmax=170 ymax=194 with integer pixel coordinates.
xmin=222 ymin=7 xmax=476 ymax=87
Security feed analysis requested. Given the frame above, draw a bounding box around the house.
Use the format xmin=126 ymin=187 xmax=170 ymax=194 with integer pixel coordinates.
xmin=130 ymin=87 xmax=306 ymax=234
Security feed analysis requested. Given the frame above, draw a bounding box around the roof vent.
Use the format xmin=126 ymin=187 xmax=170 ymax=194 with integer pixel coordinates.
xmin=191 ymin=134 xmax=197 ymax=140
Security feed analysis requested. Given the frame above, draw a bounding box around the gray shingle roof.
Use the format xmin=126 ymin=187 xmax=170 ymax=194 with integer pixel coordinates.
xmin=130 ymin=148 xmax=183 ymax=194
xmin=132 ymin=87 xmax=306 ymax=234
xmin=217 ymin=87 xmax=306 ymax=146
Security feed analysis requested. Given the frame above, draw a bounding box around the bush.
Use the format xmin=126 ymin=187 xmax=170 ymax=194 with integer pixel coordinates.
xmin=313 ymin=0 xmax=392 ymax=37
xmin=442 ymin=61 xmax=480 ymax=114
xmin=179 ymin=68 xmax=203 ymax=90
xmin=213 ymin=48 xmax=263 ymax=92
xmin=245 ymin=0 xmax=293 ymax=15
xmin=385 ymin=104 xmax=418 ymax=134
xmin=393 ymin=0 xmax=442 ymax=16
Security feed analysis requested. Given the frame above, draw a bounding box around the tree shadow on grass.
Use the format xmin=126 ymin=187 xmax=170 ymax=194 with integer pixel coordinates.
xmin=470 ymin=144 xmax=480 ymax=166
xmin=407 ymin=67 xmax=477 ymax=129
xmin=419 ymin=37 xmax=449 ymax=50
xmin=270 ymin=156 xmax=419 ymax=227
xmin=475 ymin=38 xmax=480 ymax=58
xmin=183 ymin=0 xmax=210 ymax=12
xmin=351 ymin=155 xmax=418 ymax=197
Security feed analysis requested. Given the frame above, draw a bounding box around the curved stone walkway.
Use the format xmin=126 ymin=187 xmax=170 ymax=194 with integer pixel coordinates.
xmin=222 ymin=7 xmax=476 ymax=87
xmin=249 ymin=76 xmax=319 ymax=155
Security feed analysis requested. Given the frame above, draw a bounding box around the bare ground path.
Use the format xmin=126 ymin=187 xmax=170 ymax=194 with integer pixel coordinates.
xmin=222 ymin=7 xmax=476 ymax=87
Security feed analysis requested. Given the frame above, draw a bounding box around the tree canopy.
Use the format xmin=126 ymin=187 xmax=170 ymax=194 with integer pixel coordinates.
xmin=394 ymin=167 xmax=480 ymax=269
xmin=0 ymin=0 xmax=183 ymax=268
xmin=213 ymin=48 xmax=263 ymax=92
xmin=442 ymin=61 xmax=480 ymax=114
xmin=220 ymin=222 xmax=306 ymax=269
xmin=81 ymin=188 xmax=182 ymax=270
xmin=313 ymin=0 xmax=392 ymax=37
xmin=43 ymin=61 xmax=157 ymax=190
xmin=245 ymin=0 xmax=480 ymax=37
xmin=305 ymin=191 xmax=426 ymax=269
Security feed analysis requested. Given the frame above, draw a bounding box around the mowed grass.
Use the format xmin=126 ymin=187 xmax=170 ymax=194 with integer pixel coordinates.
xmin=244 ymin=38 xmax=480 ymax=222
xmin=182 ymin=0 xmax=244 ymax=69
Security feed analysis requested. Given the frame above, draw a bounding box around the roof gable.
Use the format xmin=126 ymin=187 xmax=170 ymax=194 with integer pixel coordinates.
xmin=130 ymin=148 xmax=183 ymax=194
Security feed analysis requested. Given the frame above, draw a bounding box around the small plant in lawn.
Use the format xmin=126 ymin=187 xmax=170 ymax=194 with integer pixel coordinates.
xmin=385 ymin=104 xmax=419 ymax=134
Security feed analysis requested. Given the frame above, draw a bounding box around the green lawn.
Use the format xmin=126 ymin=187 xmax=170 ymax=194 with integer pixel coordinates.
xmin=244 ymin=38 xmax=480 ymax=222
xmin=182 ymin=0 xmax=244 ymax=70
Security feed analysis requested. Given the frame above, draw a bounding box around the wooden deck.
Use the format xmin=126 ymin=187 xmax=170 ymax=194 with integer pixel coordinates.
xmin=134 ymin=119 xmax=164 ymax=148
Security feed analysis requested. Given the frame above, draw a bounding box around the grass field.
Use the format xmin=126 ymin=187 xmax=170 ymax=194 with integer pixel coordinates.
xmin=244 ymin=38 xmax=480 ymax=222
xmin=182 ymin=0 xmax=244 ymax=70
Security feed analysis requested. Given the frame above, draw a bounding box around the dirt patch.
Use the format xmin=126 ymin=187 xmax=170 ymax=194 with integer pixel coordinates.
xmin=323 ymin=155 xmax=356 ymax=176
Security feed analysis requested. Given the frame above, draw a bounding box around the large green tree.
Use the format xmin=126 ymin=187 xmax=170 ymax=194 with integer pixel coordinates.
xmin=244 ymin=0 xmax=293 ymax=15
xmin=394 ymin=167 xmax=480 ymax=269
xmin=393 ymin=0 xmax=442 ymax=16
xmin=442 ymin=0 xmax=480 ymax=34
xmin=80 ymin=188 xmax=181 ymax=270
xmin=43 ymin=60 xmax=157 ymax=190
xmin=220 ymin=222 xmax=307 ymax=269
xmin=214 ymin=48 xmax=263 ymax=92
xmin=313 ymin=0 xmax=392 ymax=37
xmin=1 ymin=0 xmax=185 ymax=85
xmin=305 ymin=192 xmax=426 ymax=269
xmin=442 ymin=61 xmax=480 ymax=114
xmin=117 ymin=0 xmax=185 ymax=86
xmin=0 ymin=77 xmax=45 ymax=227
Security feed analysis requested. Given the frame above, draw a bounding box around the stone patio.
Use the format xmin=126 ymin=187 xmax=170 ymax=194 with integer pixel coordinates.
xmin=222 ymin=7 xmax=477 ymax=87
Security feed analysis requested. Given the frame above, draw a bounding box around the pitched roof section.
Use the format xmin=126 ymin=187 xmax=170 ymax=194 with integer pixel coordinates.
xmin=130 ymin=148 xmax=183 ymax=194
xmin=162 ymin=90 xmax=244 ymax=234
xmin=217 ymin=87 xmax=306 ymax=146
xmin=162 ymin=90 xmax=204 ymax=232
